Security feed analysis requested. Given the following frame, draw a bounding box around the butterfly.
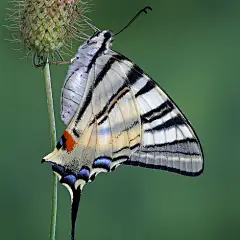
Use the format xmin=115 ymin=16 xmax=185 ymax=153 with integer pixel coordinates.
xmin=42 ymin=30 xmax=204 ymax=239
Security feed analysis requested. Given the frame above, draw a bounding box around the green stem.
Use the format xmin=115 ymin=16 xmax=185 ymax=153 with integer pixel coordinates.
xmin=43 ymin=60 xmax=58 ymax=240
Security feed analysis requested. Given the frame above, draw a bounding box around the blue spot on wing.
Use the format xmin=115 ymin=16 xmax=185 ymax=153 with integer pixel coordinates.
xmin=52 ymin=164 xmax=65 ymax=175
xmin=56 ymin=137 xmax=64 ymax=149
xmin=59 ymin=138 xmax=63 ymax=145
xmin=93 ymin=157 xmax=112 ymax=171
xmin=62 ymin=174 xmax=77 ymax=186
xmin=78 ymin=167 xmax=90 ymax=181
xmin=98 ymin=127 xmax=110 ymax=135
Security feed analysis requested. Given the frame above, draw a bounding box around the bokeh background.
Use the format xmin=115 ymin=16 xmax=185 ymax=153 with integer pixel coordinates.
xmin=0 ymin=0 xmax=240 ymax=239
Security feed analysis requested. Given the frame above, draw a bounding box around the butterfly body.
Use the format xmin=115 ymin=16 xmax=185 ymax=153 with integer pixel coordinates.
xmin=43 ymin=30 xmax=204 ymax=240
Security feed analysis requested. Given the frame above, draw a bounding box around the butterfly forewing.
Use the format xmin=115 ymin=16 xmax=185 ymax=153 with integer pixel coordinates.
xmin=109 ymin=56 xmax=203 ymax=175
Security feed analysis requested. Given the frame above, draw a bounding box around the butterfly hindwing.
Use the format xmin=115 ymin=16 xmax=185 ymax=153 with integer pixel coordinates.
xmin=43 ymin=53 xmax=143 ymax=185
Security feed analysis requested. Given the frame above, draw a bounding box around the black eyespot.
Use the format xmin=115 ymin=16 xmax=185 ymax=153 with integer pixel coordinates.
xmin=104 ymin=31 xmax=112 ymax=39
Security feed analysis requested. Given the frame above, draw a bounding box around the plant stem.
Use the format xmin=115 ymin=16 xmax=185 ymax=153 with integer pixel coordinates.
xmin=43 ymin=60 xmax=58 ymax=240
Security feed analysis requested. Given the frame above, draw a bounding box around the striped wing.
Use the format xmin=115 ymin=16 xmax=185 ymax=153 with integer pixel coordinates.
xmin=43 ymin=53 xmax=142 ymax=187
xmin=45 ymin=52 xmax=204 ymax=180
xmin=109 ymin=54 xmax=204 ymax=176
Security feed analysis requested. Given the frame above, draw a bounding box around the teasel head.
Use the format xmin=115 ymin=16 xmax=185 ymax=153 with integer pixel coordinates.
xmin=6 ymin=0 xmax=92 ymax=66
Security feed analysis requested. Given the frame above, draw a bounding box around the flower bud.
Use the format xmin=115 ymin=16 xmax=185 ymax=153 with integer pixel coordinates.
xmin=7 ymin=0 xmax=90 ymax=63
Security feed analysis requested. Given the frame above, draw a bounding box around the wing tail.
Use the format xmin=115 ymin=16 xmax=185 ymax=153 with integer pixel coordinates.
xmin=71 ymin=188 xmax=81 ymax=240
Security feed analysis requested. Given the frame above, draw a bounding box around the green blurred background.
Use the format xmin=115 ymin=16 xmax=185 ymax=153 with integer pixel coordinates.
xmin=0 ymin=0 xmax=240 ymax=239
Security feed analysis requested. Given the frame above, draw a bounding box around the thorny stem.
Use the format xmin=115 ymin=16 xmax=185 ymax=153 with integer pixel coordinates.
xmin=43 ymin=60 xmax=58 ymax=240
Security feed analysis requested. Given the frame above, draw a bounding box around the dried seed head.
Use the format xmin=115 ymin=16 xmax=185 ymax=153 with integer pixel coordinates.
xmin=6 ymin=0 xmax=92 ymax=63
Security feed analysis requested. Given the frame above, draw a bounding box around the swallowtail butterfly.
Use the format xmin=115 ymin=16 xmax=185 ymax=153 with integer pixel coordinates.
xmin=42 ymin=29 xmax=204 ymax=239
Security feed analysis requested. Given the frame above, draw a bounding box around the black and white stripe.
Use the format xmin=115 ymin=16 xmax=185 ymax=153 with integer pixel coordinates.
xmin=76 ymin=55 xmax=125 ymax=122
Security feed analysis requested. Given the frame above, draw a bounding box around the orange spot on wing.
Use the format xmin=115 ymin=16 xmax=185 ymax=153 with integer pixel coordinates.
xmin=63 ymin=130 xmax=76 ymax=152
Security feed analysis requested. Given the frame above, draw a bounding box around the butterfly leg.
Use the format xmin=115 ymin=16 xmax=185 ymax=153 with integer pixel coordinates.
xmin=48 ymin=57 xmax=76 ymax=66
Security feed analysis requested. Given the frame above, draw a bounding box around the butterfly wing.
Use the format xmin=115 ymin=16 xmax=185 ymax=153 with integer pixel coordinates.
xmin=45 ymin=51 xmax=203 ymax=185
xmin=108 ymin=53 xmax=204 ymax=176
xmin=43 ymin=53 xmax=142 ymax=183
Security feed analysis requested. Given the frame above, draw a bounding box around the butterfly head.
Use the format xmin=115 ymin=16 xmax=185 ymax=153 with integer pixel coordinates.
xmin=86 ymin=30 xmax=114 ymax=49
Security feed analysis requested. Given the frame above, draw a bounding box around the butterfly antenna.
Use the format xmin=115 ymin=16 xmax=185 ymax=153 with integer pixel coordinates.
xmin=115 ymin=6 xmax=152 ymax=36
xmin=71 ymin=188 xmax=81 ymax=240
